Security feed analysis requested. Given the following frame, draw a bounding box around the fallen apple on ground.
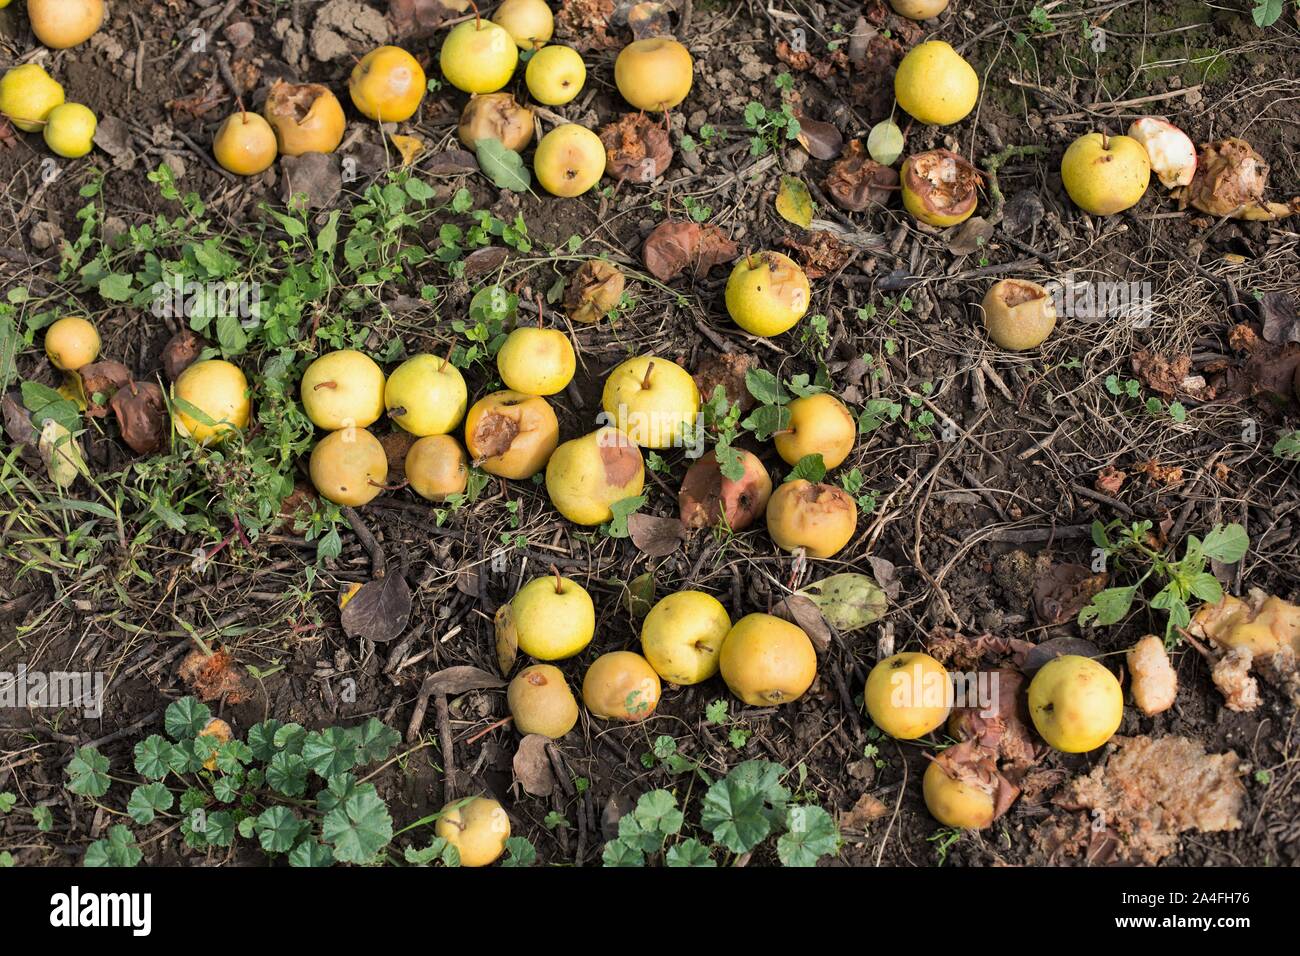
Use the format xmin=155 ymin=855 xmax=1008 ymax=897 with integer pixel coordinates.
xmin=463 ymin=390 xmax=559 ymax=479
xmin=44 ymin=316 xmax=100 ymax=371
xmin=582 ymin=651 xmax=661 ymax=721
xmin=458 ymin=93 xmax=534 ymax=152
xmin=894 ymin=40 xmax=978 ymax=126
xmin=384 ymin=353 xmax=468 ymax=437
xmin=404 ymin=434 xmax=469 ymax=502
xmin=173 ymin=359 xmax=251 ymax=445
xmin=308 ymin=428 xmax=388 ymax=506
xmin=1127 ymin=117 xmax=1196 ymax=189
xmin=901 ymin=149 xmax=980 ymax=227
xmin=28 ymin=0 xmax=104 ymax=49
xmin=864 ymin=652 xmax=951 ymax=739
xmin=526 ymin=45 xmax=586 ymax=106
xmin=534 ymin=124 xmax=606 ymax=197
xmin=1027 ymin=654 xmax=1123 ymax=753
xmin=0 ymin=63 xmax=65 ymax=132
xmin=614 ymin=38 xmax=693 ymax=112
xmin=507 ymin=663 xmax=579 ymax=738
xmin=497 ymin=323 xmax=575 ymax=396
xmin=600 ymin=355 xmax=700 ymax=449
xmin=504 ymin=571 xmax=595 ymax=660
xmin=678 ymin=449 xmax=771 ymax=531
xmin=641 ymin=590 xmax=732 ymax=685
xmin=264 ymin=81 xmax=346 ymax=157
xmin=766 ymin=479 xmax=857 ymax=558
xmin=922 ymin=757 xmax=995 ymax=829
xmin=981 ymin=279 xmax=1057 ymax=351
xmin=42 ymin=103 xmax=96 ymax=158
xmin=545 ymin=427 xmax=645 ymax=525
xmin=300 ymin=349 xmax=385 ymax=430
xmin=719 ymin=613 xmax=817 ymax=706
xmin=1060 ymin=131 xmax=1151 ymax=216
xmin=774 ymin=393 xmax=855 ymax=469
xmin=350 ymin=46 xmax=426 ymax=122
xmin=725 ymin=252 xmax=811 ymax=336
xmin=434 ymin=795 xmax=510 ymax=867
xmin=440 ymin=17 xmax=518 ymax=94
xmin=213 ymin=111 xmax=278 ymax=176
xmin=493 ymin=0 xmax=554 ymax=49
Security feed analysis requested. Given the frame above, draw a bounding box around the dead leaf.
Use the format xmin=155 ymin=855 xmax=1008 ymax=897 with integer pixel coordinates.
xmin=464 ymin=246 xmax=508 ymax=278
xmin=599 ymin=113 xmax=673 ymax=183
xmin=494 ymin=604 xmax=519 ymax=674
xmin=692 ymin=352 xmax=758 ymax=414
xmin=825 ymin=140 xmax=898 ymax=212
xmin=339 ymin=573 xmax=412 ymax=643
xmin=772 ymin=594 xmax=832 ymax=654
xmin=161 ymin=330 xmax=206 ymax=380
xmin=930 ymin=738 xmax=1021 ymax=823
xmin=841 ymin=792 xmax=889 ymax=829
xmin=425 ymin=149 xmax=480 ymax=175
xmin=627 ymin=512 xmax=686 ymax=557
xmin=1094 ymin=465 xmax=1126 ymax=495
xmin=564 ymin=259 xmax=626 ymax=324
xmin=2 ymin=391 xmax=40 ymax=465
xmin=1259 ymin=292 xmax=1300 ymax=346
xmin=281 ymin=152 xmax=342 ymax=210
xmin=798 ymin=573 xmax=887 ymax=632
xmin=423 ymin=665 xmax=505 ymax=696
xmin=513 ymin=734 xmax=557 ymax=797
xmin=1000 ymin=190 xmax=1044 ymax=236
xmin=390 ymin=133 xmax=425 ymax=166
xmin=795 ymin=114 xmax=843 ymax=161
xmin=1019 ymin=636 xmax=1102 ymax=673
xmin=945 ymin=216 xmax=993 ymax=257
xmin=389 ymin=0 xmax=468 ymax=38
xmin=781 ymin=230 xmax=852 ymax=279
xmin=947 ymin=667 xmax=1039 ymax=771
xmin=110 ymin=381 xmax=168 ymax=455
xmin=866 ymin=555 xmax=900 ymax=601
xmin=38 ymin=419 xmax=85 ymax=489
xmin=641 ymin=220 xmax=737 ymax=283
xmin=776 ymin=175 xmax=815 ymax=229
xmin=623 ymin=571 xmax=655 ymax=619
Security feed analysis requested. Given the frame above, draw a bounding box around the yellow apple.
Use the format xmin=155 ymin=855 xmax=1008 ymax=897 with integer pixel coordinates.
xmin=1027 ymin=655 xmax=1123 ymax=753
xmin=497 ymin=326 xmax=575 ymax=396
xmin=614 ymin=38 xmax=693 ymax=111
xmin=213 ymin=112 xmax=277 ymax=176
xmin=27 ymin=0 xmax=103 ymax=49
xmin=601 ymin=355 xmax=699 ymax=449
xmin=766 ymin=479 xmax=857 ymax=558
xmin=300 ymin=349 xmax=385 ymax=430
xmin=508 ymin=571 xmax=595 ymax=660
xmin=44 ymin=316 xmax=99 ymax=371
xmin=719 ymin=613 xmax=817 ymax=706
xmin=894 ymin=40 xmax=978 ymax=126
xmin=507 ymin=663 xmax=579 ymax=737
xmin=0 ymin=63 xmax=65 ymax=132
xmin=42 ymin=103 xmax=96 ymax=158
xmin=173 ymin=359 xmax=250 ymax=445
xmin=1060 ymin=132 xmax=1151 ymax=216
xmin=384 ymin=354 xmax=468 ymax=437
xmin=725 ymin=252 xmax=810 ymax=337
xmin=309 ymin=427 xmax=388 ymax=506
xmin=526 ymin=45 xmax=586 ymax=106
xmin=434 ymin=795 xmax=510 ymax=867
xmin=641 ymin=590 xmax=731 ymax=685
xmin=774 ymin=393 xmax=855 ymax=470
xmin=923 ymin=759 xmax=995 ymax=829
xmin=493 ymin=0 xmax=554 ymax=49
xmin=545 ymin=427 xmax=645 ymax=525
xmin=349 ymin=46 xmax=426 ymax=122
xmin=440 ymin=19 xmax=518 ymax=94
xmin=582 ymin=651 xmax=661 ymax=721
xmin=534 ymin=123 xmax=605 ymax=197
xmin=864 ymin=652 xmax=951 ymax=739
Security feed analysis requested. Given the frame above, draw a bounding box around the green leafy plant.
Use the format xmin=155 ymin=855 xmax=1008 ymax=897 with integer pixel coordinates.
xmin=1079 ymin=521 xmax=1249 ymax=642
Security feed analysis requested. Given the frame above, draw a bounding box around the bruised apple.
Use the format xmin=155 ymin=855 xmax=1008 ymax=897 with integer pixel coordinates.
xmin=678 ymin=449 xmax=772 ymax=531
xmin=582 ymin=651 xmax=661 ymax=721
xmin=464 ymin=390 xmax=559 ymax=479
xmin=901 ymin=150 xmax=979 ymax=226
xmin=458 ymin=93 xmax=533 ymax=152
xmin=508 ymin=663 xmax=579 ymax=738
xmin=725 ymin=252 xmax=810 ymax=337
xmin=981 ymin=279 xmax=1057 ymax=351
xmin=719 ymin=613 xmax=817 ymax=706
xmin=766 ymin=480 xmax=857 ymax=558
xmin=545 ymin=427 xmax=644 ymax=525
xmin=434 ymin=796 xmax=510 ymax=867
xmin=923 ymin=758 xmax=995 ymax=829
xmin=264 ymin=81 xmax=346 ymax=156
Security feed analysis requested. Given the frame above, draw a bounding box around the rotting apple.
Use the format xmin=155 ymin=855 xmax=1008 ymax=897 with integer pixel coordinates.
xmin=173 ymin=359 xmax=250 ymax=445
xmin=864 ymin=652 xmax=951 ymax=739
xmin=545 ymin=427 xmax=645 ymax=525
xmin=981 ymin=279 xmax=1057 ymax=351
xmin=384 ymin=353 xmax=468 ymax=437
xmin=1027 ymin=654 xmax=1124 ymax=753
xmin=42 ymin=102 xmax=96 ymax=158
xmin=463 ymin=390 xmax=559 ymax=479
xmin=492 ymin=0 xmax=554 ymax=49
xmin=0 ymin=63 xmax=65 ymax=132
xmin=44 ymin=316 xmax=100 ymax=371
xmin=308 ymin=427 xmax=389 ymax=507
xmin=507 ymin=663 xmax=579 ymax=738
xmin=300 ymin=349 xmax=385 ymax=430
xmin=894 ymin=40 xmax=978 ymax=126
xmin=922 ymin=758 xmax=995 ymax=829
xmin=774 ymin=393 xmax=855 ymax=469
xmin=213 ymin=111 xmax=278 ymax=176
xmin=27 ymin=0 xmax=104 ymax=49
xmin=458 ymin=92 xmax=534 ymax=152
xmin=349 ymin=46 xmax=426 ymax=122
xmin=497 ymin=322 xmax=575 ymax=396
xmin=534 ymin=123 xmax=606 ymax=197
xmin=641 ymin=590 xmax=732 ymax=685
xmin=264 ymin=81 xmax=346 ymax=157
xmin=1127 ymin=117 xmax=1196 ymax=189
xmin=440 ymin=17 xmax=518 ymax=95
xmin=526 ymin=45 xmax=586 ymax=106
xmin=504 ymin=570 xmax=595 ymax=660
xmin=678 ymin=448 xmax=771 ymax=531
xmin=582 ymin=651 xmax=662 ymax=721
xmin=600 ymin=355 xmax=700 ymax=450
xmin=718 ymin=613 xmax=817 ymax=706
xmin=404 ymin=434 xmax=469 ymax=502
xmin=614 ymin=38 xmax=693 ymax=112
xmin=901 ymin=149 xmax=980 ymax=227
xmin=564 ymin=260 xmax=625 ymax=324
xmin=766 ymin=479 xmax=857 ymax=558
xmin=725 ymin=252 xmax=811 ymax=337
xmin=1060 ymin=131 xmax=1151 ymax=216
xmin=434 ymin=795 xmax=510 ymax=867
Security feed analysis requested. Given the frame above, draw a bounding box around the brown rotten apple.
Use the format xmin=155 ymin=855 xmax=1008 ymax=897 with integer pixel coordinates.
xmin=264 ymin=81 xmax=346 ymax=157
xmin=767 ymin=479 xmax=857 ymax=558
xmin=464 ymin=390 xmax=559 ymax=480
xmin=458 ymin=92 xmax=534 ymax=152
xmin=679 ymin=449 xmax=772 ymax=531
xmin=901 ymin=149 xmax=980 ymax=227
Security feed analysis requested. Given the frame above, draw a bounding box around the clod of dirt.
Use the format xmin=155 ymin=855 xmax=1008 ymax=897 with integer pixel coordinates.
xmin=678 ymin=448 xmax=771 ymax=531
xmin=641 ymin=220 xmax=737 ymax=283
xmin=825 ymin=140 xmax=898 ymax=212
xmin=178 ymin=647 xmax=254 ymax=704
xmin=555 ymin=0 xmax=620 ymax=50
xmin=599 ymin=113 xmax=672 ymax=182
xmin=781 ymin=230 xmax=852 ymax=279
xmin=77 ymin=360 xmax=132 ymax=418
xmin=1134 ymin=459 xmax=1184 ymax=488
xmin=1126 ymin=636 xmax=1177 ymax=716
xmin=29 ymin=220 xmax=63 ymax=252
xmin=109 ymin=381 xmax=167 ymax=455
xmin=311 ymin=0 xmax=392 ymax=61
xmin=1094 ymin=465 xmax=1126 ymax=495
xmin=161 ymin=330 xmax=206 ymax=381
xmin=999 ymin=190 xmax=1045 ymax=236
xmin=388 ymin=0 xmax=468 ymax=38
xmin=1181 ymin=138 xmax=1299 ymax=221
xmin=564 ymin=259 xmax=625 ymax=323
xmin=281 ymin=152 xmax=342 ymax=210
xmin=1054 ymin=735 xmax=1246 ymax=865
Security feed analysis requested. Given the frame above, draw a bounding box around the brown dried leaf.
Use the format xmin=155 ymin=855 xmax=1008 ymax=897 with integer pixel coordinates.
xmin=281 ymin=152 xmax=342 ymax=210
xmin=841 ymin=792 xmax=889 ymax=829
xmin=494 ymin=604 xmax=519 ymax=675
xmin=513 ymin=733 xmax=557 ymax=797
xmin=564 ymin=260 xmax=626 ymax=324
xmin=388 ymin=0 xmax=467 ymax=38
xmin=781 ymin=230 xmax=852 ymax=279
xmin=599 ymin=113 xmax=673 ymax=183
xmin=626 ymin=512 xmax=686 ymax=557
xmin=642 ymin=220 xmax=736 ymax=282
xmin=1032 ymin=563 xmax=1108 ymax=626
xmin=772 ymin=594 xmax=831 ymax=654
xmin=1094 ymin=465 xmax=1127 ymax=495
xmin=825 ymin=140 xmax=899 ymax=212
xmin=1259 ymin=291 xmax=1300 ymax=346
xmin=161 ymin=330 xmax=206 ymax=380
xmin=78 ymin=361 xmax=132 ymax=418
xmin=627 ymin=1 xmax=674 ymax=39
xmin=464 ymin=246 xmax=508 ymax=278
xmin=692 ymin=352 xmax=758 ymax=414
xmin=424 ymin=665 xmax=505 ymax=696
xmin=2 ymin=391 xmax=40 ymax=465
xmin=340 ymin=573 xmax=412 ymax=643
xmin=556 ymin=0 xmax=620 ymax=50
xmin=109 ymin=381 xmax=168 ymax=455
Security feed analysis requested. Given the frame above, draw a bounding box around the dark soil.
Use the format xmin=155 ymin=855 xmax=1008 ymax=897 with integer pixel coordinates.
xmin=2 ymin=0 xmax=1299 ymax=869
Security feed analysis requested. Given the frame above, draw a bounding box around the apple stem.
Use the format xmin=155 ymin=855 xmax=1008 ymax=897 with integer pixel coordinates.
xmin=641 ymin=361 xmax=655 ymax=390
xmin=535 ymin=292 xmax=545 ymax=329
xmin=1100 ymin=129 xmax=1110 ymax=150
xmin=551 ymin=564 xmax=563 ymax=594
xmin=368 ymin=478 xmax=409 ymax=491
xmin=744 ymin=249 xmax=756 ymax=270
xmin=770 ymin=428 xmax=794 ymax=436
xmin=440 ymin=343 xmax=454 ymax=373
xmin=468 ymin=0 xmax=480 ymax=28
xmin=313 ymin=381 xmax=337 ymax=391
